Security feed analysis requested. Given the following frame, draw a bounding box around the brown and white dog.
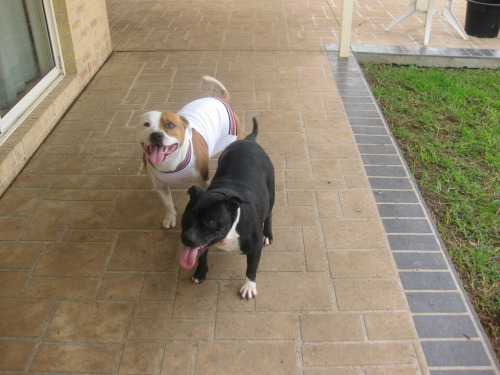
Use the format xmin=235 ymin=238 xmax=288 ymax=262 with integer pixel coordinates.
xmin=137 ymin=76 xmax=243 ymax=228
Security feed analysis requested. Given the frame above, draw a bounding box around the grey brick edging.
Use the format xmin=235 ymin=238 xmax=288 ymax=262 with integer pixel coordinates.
xmin=325 ymin=44 xmax=500 ymax=375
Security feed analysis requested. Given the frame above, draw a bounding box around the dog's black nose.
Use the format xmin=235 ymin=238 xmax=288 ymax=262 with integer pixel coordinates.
xmin=181 ymin=231 xmax=198 ymax=247
xmin=150 ymin=132 xmax=164 ymax=145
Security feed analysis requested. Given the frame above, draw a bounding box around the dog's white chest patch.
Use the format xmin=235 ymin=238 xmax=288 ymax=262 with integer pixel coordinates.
xmin=214 ymin=208 xmax=242 ymax=253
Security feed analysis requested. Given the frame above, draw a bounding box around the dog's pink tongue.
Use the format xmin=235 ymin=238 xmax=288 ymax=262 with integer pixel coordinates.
xmin=180 ymin=246 xmax=199 ymax=269
xmin=148 ymin=145 xmax=165 ymax=165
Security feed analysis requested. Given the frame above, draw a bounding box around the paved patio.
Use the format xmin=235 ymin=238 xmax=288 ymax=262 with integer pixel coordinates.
xmin=0 ymin=0 xmax=499 ymax=374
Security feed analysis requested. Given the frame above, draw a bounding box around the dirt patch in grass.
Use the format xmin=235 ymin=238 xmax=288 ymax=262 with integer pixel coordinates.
xmin=361 ymin=64 xmax=499 ymax=356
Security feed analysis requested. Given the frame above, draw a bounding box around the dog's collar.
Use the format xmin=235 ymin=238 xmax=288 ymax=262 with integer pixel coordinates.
xmin=148 ymin=140 xmax=192 ymax=174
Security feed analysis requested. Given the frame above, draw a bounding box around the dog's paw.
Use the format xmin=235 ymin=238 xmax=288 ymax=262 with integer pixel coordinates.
xmin=162 ymin=215 xmax=176 ymax=229
xmin=239 ymin=278 xmax=257 ymax=300
xmin=263 ymin=236 xmax=272 ymax=246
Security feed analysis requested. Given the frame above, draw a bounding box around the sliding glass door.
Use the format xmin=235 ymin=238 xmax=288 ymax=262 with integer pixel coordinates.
xmin=0 ymin=0 xmax=64 ymax=142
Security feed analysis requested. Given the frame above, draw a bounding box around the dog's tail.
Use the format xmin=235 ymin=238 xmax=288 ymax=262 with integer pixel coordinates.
xmin=246 ymin=117 xmax=259 ymax=142
xmin=203 ymin=75 xmax=230 ymax=101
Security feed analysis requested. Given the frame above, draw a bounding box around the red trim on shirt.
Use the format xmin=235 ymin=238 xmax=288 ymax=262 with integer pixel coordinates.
xmin=214 ymin=97 xmax=237 ymax=136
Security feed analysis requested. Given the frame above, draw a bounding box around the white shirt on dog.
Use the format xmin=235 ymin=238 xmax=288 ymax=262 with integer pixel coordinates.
xmin=179 ymin=96 xmax=238 ymax=156
xmin=148 ymin=97 xmax=238 ymax=186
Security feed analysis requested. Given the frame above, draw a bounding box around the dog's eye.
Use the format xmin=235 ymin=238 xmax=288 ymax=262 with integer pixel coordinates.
xmin=205 ymin=219 xmax=215 ymax=226
xmin=143 ymin=121 xmax=150 ymax=127
xmin=166 ymin=122 xmax=175 ymax=129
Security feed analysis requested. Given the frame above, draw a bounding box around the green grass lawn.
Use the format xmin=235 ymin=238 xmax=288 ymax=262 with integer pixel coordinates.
xmin=361 ymin=64 xmax=499 ymax=355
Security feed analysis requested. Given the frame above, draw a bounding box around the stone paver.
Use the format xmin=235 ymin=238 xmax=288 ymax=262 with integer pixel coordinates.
xmin=0 ymin=0 xmax=498 ymax=374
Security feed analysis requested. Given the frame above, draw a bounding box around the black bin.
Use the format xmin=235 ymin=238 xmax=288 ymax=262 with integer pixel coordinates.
xmin=465 ymin=0 xmax=500 ymax=38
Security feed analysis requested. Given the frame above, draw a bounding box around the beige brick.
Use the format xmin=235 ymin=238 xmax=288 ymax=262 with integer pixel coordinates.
xmin=109 ymin=231 xmax=179 ymax=272
xmin=133 ymin=302 xmax=170 ymax=319
xmin=140 ymin=274 xmax=176 ymax=301
xmin=335 ymin=280 xmax=407 ymax=311
xmin=69 ymin=202 xmax=113 ymax=229
xmin=306 ymin=128 xmax=354 ymax=144
xmin=345 ymin=175 xmax=369 ymax=188
xmin=260 ymin=251 xmax=306 ymax=272
xmin=0 ymin=243 xmax=43 ymax=269
xmin=34 ymin=242 xmax=109 ymax=278
xmin=298 ymin=79 xmax=337 ymax=92
xmin=99 ymin=62 xmax=142 ymax=76
xmin=341 ymin=159 xmax=364 ymax=175
xmin=304 ymin=370 xmax=361 ymax=375
xmin=31 ymin=345 xmax=119 ymax=373
xmin=311 ymin=158 xmax=342 ymax=178
xmin=339 ymin=190 xmax=378 ymax=217
xmin=52 ymin=175 xmax=95 ymax=189
xmin=316 ymin=190 xmax=341 ymax=218
xmin=364 ymin=312 xmax=415 ymax=339
xmin=328 ymin=251 xmax=396 ymax=278
xmin=287 ymin=189 xmax=315 ymax=205
xmin=173 ymin=281 xmax=215 ymax=319
xmin=324 ymin=98 xmax=346 ymax=112
xmin=274 ymin=206 xmax=317 ymax=226
xmin=23 ymin=278 xmax=98 ymax=300
xmin=119 ymin=343 xmax=161 ymax=375
xmin=304 ymin=119 xmax=340 ymax=129
xmin=322 ymin=219 xmax=386 ymax=249
xmin=128 ymin=320 xmax=211 ymax=341
xmin=302 ymin=343 xmax=414 ymax=366
xmin=161 ymin=344 xmax=194 ymax=375
xmin=287 ymin=178 xmax=345 ymax=190
xmin=286 ymin=154 xmax=311 ymax=169
xmin=108 ymin=191 xmax=188 ymax=229
xmin=196 ymin=343 xmax=297 ymax=375
xmin=256 ymin=273 xmax=332 ymax=312
xmin=0 ymin=340 xmax=35 ymax=371
xmin=259 ymin=132 xmax=305 ymax=154
xmin=97 ymin=273 xmax=142 ymax=300
xmin=300 ymin=313 xmax=363 ymax=341
xmin=365 ymin=369 xmax=419 ymax=375
xmin=26 ymin=155 xmax=89 ymax=175
xmin=303 ymin=226 xmax=327 ymax=271
xmin=309 ymin=144 xmax=358 ymax=159
xmin=45 ymin=302 xmax=130 ymax=344
xmin=0 ymin=218 xmax=25 ymax=240
xmin=0 ymin=271 xmax=27 ymax=298
xmin=44 ymin=189 xmax=118 ymax=201
xmin=62 ymin=229 xmax=116 ymax=242
xmin=216 ymin=313 xmax=295 ymax=340
xmin=0 ymin=189 xmax=45 ymax=216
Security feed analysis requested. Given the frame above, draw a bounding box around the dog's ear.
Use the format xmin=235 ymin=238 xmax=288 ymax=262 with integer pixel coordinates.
xmin=180 ymin=116 xmax=189 ymax=126
xmin=188 ymin=186 xmax=203 ymax=198
xmin=225 ymin=196 xmax=241 ymax=212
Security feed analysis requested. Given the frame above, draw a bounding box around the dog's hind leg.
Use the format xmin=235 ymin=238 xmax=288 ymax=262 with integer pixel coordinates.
xmin=263 ymin=185 xmax=274 ymax=246
xmin=263 ymin=211 xmax=273 ymax=246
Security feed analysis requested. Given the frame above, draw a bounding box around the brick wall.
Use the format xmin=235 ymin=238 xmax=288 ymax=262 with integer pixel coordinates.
xmin=0 ymin=0 xmax=112 ymax=195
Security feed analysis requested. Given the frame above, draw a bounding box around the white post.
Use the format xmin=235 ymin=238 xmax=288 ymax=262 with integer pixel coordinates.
xmin=339 ymin=0 xmax=354 ymax=57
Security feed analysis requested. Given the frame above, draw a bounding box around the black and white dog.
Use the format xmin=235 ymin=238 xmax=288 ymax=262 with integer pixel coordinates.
xmin=180 ymin=118 xmax=275 ymax=299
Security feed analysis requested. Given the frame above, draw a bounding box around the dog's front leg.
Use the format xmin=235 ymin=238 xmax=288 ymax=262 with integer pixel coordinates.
xmin=193 ymin=250 xmax=209 ymax=284
xmin=154 ymin=183 xmax=176 ymax=229
xmin=239 ymin=249 xmax=262 ymax=300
